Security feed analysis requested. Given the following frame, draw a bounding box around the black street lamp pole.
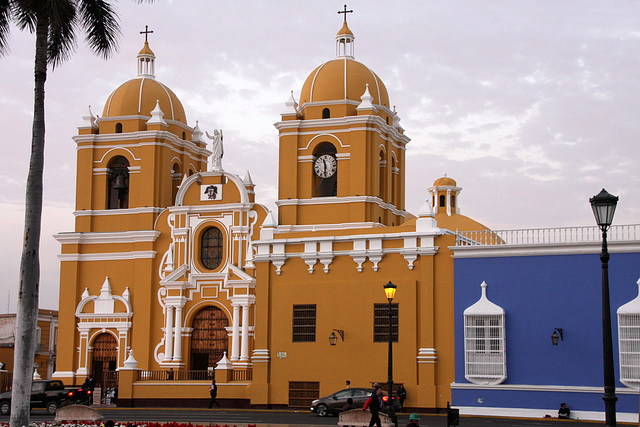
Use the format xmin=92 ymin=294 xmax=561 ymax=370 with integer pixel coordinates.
xmin=590 ymin=188 xmax=619 ymax=427
xmin=384 ymin=281 xmax=397 ymax=397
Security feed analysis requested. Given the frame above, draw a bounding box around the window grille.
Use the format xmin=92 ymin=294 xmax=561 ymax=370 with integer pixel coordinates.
xmin=463 ymin=281 xmax=506 ymax=385
xmin=292 ymin=304 xmax=316 ymax=342
xmin=201 ymin=227 xmax=223 ymax=270
xmin=374 ymin=303 xmax=398 ymax=342
xmin=289 ymin=381 xmax=319 ymax=407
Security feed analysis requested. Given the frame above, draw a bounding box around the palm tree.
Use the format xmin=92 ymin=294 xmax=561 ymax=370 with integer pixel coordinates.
xmin=0 ymin=2 xmax=151 ymax=426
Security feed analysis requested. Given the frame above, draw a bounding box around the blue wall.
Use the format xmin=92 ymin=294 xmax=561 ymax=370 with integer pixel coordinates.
xmin=454 ymin=251 xmax=640 ymax=413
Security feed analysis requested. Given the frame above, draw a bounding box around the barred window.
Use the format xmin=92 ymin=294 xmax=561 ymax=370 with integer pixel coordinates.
xmin=293 ymin=304 xmax=316 ymax=342
xmin=289 ymin=381 xmax=319 ymax=407
xmin=463 ymin=281 xmax=506 ymax=385
xmin=618 ymin=285 xmax=640 ymax=389
xmin=374 ymin=303 xmax=398 ymax=342
xmin=201 ymin=227 xmax=223 ymax=270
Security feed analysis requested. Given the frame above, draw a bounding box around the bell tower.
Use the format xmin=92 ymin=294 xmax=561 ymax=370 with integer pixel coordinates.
xmin=275 ymin=16 xmax=410 ymax=229
xmin=73 ymin=36 xmax=210 ymax=233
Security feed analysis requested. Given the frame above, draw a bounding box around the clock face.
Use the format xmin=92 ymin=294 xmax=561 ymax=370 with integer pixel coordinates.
xmin=314 ymin=154 xmax=337 ymax=178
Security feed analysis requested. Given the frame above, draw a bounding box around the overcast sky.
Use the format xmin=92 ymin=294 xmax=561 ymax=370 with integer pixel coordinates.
xmin=1 ymin=1 xmax=639 ymax=313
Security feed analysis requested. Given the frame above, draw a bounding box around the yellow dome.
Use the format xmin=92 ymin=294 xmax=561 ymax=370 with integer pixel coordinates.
xmin=102 ymin=77 xmax=187 ymax=124
xmin=434 ymin=176 xmax=457 ymax=187
xmin=300 ymin=58 xmax=390 ymax=108
xmin=337 ymin=21 xmax=353 ymax=37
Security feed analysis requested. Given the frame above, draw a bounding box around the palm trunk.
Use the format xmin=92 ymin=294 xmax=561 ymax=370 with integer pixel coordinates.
xmin=10 ymin=15 xmax=48 ymax=427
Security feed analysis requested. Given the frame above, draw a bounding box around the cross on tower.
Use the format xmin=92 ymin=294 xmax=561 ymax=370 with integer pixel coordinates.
xmin=338 ymin=4 xmax=353 ymax=23
xmin=140 ymin=25 xmax=154 ymax=42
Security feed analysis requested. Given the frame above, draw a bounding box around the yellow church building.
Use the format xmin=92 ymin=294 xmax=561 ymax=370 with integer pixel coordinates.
xmin=53 ymin=17 xmax=489 ymax=412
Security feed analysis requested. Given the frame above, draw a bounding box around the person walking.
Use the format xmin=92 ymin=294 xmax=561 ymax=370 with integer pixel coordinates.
xmin=362 ymin=385 xmax=384 ymax=427
xmin=208 ymin=379 xmax=220 ymax=408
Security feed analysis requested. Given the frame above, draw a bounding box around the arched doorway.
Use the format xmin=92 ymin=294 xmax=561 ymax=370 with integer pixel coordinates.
xmin=190 ymin=306 xmax=229 ymax=371
xmin=91 ymin=333 xmax=117 ymax=385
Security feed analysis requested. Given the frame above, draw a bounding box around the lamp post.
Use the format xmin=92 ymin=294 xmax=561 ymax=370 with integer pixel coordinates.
xmin=383 ymin=281 xmax=397 ymax=397
xmin=589 ymin=188 xmax=619 ymax=427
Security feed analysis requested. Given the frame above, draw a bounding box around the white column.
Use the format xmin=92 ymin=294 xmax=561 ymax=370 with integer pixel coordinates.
xmin=173 ymin=306 xmax=183 ymax=361
xmin=164 ymin=306 xmax=174 ymax=362
xmin=446 ymin=189 xmax=452 ymax=216
xmin=231 ymin=303 xmax=240 ymax=362
xmin=240 ymin=303 xmax=250 ymax=362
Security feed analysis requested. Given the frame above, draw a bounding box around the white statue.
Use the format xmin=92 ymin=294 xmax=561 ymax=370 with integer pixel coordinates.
xmin=206 ymin=129 xmax=224 ymax=171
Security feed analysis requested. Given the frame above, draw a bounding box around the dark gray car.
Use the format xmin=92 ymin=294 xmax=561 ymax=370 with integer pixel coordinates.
xmin=310 ymin=387 xmax=373 ymax=417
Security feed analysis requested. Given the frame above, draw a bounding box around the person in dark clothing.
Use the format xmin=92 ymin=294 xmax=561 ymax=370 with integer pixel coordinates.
xmin=558 ymin=403 xmax=570 ymax=419
xmin=208 ymin=379 xmax=220 ymax=408
xmin=397 ymin=384 xmax=406 ymax=410
xmin=363 ymin=386 xmax=384 ymax=427
xmin=406 ymin=413 xmax=420 ymax=426
xmin=343 ymin=397 xmax=356 ymax=411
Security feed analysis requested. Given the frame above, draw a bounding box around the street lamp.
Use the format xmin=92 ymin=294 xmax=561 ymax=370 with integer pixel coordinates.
xmin=589 ymin=188 xmax=619 ymax=427
xmin=383 ymin=281 xmax=397 ymax=397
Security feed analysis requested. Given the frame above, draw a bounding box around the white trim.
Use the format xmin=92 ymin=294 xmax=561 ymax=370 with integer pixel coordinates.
xmin=54 ymin=230 xmax=160 ymax=245
xmin=58 ymin=251 xmax=156 ymax=262
xmin=275 ymin=196 xmax=408 ymax=218
xmin=452 ymin=240 xmax=640 ymax=258
xmin=74 ymin=207 xmax=164 ymax=217
xmin=452 ymin=405 xmax=638 ymax=423
xmin=451 ymin=382 xmax=638 ymax=394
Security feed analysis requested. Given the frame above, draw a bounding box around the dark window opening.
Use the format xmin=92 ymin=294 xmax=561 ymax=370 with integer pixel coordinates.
xmin=201 ymin=227 xmax=223 ymax=270
xmin=439 ymin=195 xmax=446 ymax=208
xmin=374 ymin=303 xmax=398 ymax=342
xmin=451 ymin=195 xmax=456 ymax=208
xmin=313 ymin=143 xmax=337 ymax=197
xmin=322 ymin=108 xmax=330 ymax=119
xmin=293 ymin=304 xmax=316 ymax=342
xmin=182 ymin=131 xmax=186 ymax=140
xmin=115 ymin=123 xmax=123 ymax=133
xmin=107 ymin=156 xmax=129 ymax=209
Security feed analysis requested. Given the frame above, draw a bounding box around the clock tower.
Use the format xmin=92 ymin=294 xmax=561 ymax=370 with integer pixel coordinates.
xmin=274 ymin=18 xmax=410 ymax=229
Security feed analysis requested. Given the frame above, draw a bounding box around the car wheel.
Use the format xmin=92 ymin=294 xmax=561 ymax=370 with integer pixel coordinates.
xmin=0 ymin=401 xmax=10 ymax=415
xmin=46 ymin=401 xmax=58 ymax=415
xmin=316 ymin=404 xmax=328 ymax=417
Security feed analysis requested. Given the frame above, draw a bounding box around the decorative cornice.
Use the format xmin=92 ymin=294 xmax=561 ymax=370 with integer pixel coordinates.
xmin=58 ymin=251 xmax=156 ymax=262
xmin=452 ymin=240 xmax=640 ymax=258
xmin=275 ymin=196 xmax=408 ymax=218
xmin=451 ymin=382 xmax=638 ymax=394
xmin=74 ymin=207 xmax=164 ymax=217
xmin=54 ymin=230 xmax=161 ymax=245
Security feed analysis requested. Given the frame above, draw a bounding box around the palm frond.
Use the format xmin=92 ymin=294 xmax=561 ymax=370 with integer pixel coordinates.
xmin=79 ymin=0 xmax=120 ymax=59
xmin=0 ymin=0 xmax=13 ymax=53
xmin=46 ymin=0 xmax=77 ymax=67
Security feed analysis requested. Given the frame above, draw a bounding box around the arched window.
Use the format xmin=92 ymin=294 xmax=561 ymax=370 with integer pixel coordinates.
xmin=439 ymin=195 xmax=446 ymax=208
xmin=107 ymin=156 xmax=130 ymax=209
xmin=171 ymin=163 xmax=181 ymax=205
xmin=190 ymin=306 xmax=229 ymax=370
xmin=201 ymin=227 xmax=223 ymax=270
xmin=182 ymin=131 xmax=186 ymax=140
xmin=115 ymin=123 xmax=123 ymax=133
xmin=322 ymin=108 xmax=330 ymax=119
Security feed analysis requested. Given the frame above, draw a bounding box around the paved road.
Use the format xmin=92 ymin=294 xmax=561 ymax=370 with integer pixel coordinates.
xmin=0 ymin=408 xmax=632 ymax=426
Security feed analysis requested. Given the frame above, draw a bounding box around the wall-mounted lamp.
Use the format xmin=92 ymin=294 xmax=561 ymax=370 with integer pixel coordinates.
xmin=551 ymin=328 xmax=563 ymax=346
xmin=329 ymin=329 xmax=345 ymax=346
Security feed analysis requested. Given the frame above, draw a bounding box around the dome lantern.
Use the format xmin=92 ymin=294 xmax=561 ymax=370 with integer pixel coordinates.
xmin=137 ymin=41 xmax=156 ymax=79
xmin=336 ymin=5 xmax=355 ymax=59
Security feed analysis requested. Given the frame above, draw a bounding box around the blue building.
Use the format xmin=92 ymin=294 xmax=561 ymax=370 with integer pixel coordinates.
xmin=452 ymin=225 xmax=640 ymax=422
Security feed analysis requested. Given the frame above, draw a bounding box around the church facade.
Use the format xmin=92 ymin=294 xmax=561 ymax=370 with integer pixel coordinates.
xmin=53 ymin=18 xmax=488 ymax=412
xmin=52 ymin=15 xmax=640 ymax=421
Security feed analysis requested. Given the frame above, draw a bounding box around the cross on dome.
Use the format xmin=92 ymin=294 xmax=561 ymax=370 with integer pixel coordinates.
xmin=140 ymin=25 xmax=154 ymax=42
xmin=338 ymin=4 xmax=353 ymax=23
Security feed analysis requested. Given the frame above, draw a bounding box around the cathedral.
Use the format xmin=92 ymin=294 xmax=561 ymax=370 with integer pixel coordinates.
xmin=53 ymin=16 xmax=486 ymax=411
xmin=53 ymin=12 xmax=640 ymax=422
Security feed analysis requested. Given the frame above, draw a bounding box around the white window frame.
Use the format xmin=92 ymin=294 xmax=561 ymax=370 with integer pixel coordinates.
xmin=463 ymin=281 xmax=507 ymax=385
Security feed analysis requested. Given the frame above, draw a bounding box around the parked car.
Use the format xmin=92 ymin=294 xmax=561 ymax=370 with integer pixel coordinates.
xmin=0 ymin=379 xmax=88 ymax=415
xmin=310 ymin=387 xmax=401 ymax=417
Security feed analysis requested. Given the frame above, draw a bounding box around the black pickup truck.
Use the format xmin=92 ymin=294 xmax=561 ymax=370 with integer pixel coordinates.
xmin=0 ymin=379 xmax=92 ymax=415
